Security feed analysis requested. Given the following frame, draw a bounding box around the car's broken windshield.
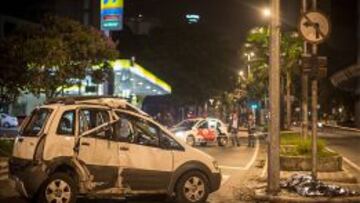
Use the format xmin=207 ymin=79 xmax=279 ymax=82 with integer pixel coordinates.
xmin=22 ymin=108 xmax=53 ymax=137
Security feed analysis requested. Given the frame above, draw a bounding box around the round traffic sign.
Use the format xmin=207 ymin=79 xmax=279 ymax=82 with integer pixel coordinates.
xmin=299 ymin=11 xmax=330 ymax=44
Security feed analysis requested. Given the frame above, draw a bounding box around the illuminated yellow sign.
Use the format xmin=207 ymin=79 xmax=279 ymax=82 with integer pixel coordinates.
xmin=101 ymin=0 xmax=123 ymax=10
xmin=100 ymin=0 xmax=124 ymax=30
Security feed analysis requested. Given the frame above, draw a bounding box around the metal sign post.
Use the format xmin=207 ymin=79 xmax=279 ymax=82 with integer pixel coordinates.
xmin=298 ymin=0 xmax=330 ymax=180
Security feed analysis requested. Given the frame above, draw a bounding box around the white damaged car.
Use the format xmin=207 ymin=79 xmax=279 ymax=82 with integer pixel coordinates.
xmin=9 ymin=97 xmax=221 ymax=203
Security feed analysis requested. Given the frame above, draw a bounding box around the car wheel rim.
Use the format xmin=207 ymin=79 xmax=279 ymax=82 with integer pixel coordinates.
xmin=45 ymin=179 xmax=71 ymax=203
xmin=186 ymin=137 xmax=194 ymax=146
xmin=183 ymin=176 xmax=205 ymax=202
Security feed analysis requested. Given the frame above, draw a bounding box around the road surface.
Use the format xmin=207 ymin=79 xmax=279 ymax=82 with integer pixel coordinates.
xmin=0 ymin=137 xmax=259 ymax=203
xmin=324 ymin=136 xmax=360 ymax=169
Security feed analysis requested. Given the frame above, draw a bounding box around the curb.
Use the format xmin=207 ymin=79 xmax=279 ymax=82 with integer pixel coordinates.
xmin=258 ymin=171 xmax=358 ymax=184
xmin=255 ymin=192 xmax=360 ymax=203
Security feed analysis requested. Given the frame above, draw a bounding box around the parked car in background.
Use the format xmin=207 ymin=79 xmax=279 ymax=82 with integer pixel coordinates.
xmin=0 ymin=113 xmax=18 ymax=128
xmin=9 ymin=97 xmax=221 ymax=203
xmin=171 ymin=117 xmax=229 ymax=147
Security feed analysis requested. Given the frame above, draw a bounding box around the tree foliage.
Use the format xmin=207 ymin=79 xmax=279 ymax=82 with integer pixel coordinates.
xmin=0 ymin=15 xmax=119 ymax=100
xmin=0 ymin=37 xmax=29 ymax=103
xmin=239 ymin=27 xmax=303 ymax=101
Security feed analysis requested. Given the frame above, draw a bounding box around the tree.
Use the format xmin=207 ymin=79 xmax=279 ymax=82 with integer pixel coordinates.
xmin=0 ymin=37 xmax=29 ymax=104
xmin=241 ymin=27 xmax=302 ymax=128
xmin=3 ymin=15 xmax=119 ymax=99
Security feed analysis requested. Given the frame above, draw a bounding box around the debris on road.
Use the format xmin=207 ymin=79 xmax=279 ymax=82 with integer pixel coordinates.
xmin=281 ymin=173 xmax=360 ymax=197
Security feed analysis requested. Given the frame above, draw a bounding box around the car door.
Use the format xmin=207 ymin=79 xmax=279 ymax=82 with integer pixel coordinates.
xmin=42 ymin=108 xmax=77 ymax=160
xmin=76 ymin=107 xmax=120 ymax=190
xmin=114 ymin=111 xmax=173 ymax=191
xmin=12 ymin=108 xmax=54 ymax=160
xmin=197 ymin=120 xmax=216 ymax=141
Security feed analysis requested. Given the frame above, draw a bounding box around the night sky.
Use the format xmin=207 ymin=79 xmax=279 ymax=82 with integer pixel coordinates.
xmin=0 ymin=0 xmax=358 ymax=77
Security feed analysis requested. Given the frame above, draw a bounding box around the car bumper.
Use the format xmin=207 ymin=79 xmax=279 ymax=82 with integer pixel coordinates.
xmin=9 ymin=157 xmax=48 ymax=198
xmin=209 ymin=172 xmax=222 ymax=192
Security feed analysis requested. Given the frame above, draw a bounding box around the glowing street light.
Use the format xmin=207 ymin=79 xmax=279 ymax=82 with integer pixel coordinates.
xmin=239 ymin=70 xmax=244 ymax=76
xmin=244 ymin=52 xmax=255 ymax=58
xmin=262 ymin=7 xmax=271 ymax=18
xmin=244 ymin=52 xmax=255 ymax=77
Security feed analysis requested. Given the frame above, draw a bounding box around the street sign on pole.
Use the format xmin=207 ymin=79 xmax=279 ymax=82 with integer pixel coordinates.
xmin=101 ymin=0 xmax=124 ymax=31
xmin=299 ymin=11 xmax=330 ymax=44
xmin=301 ymin=55 xmax=328 ymax=79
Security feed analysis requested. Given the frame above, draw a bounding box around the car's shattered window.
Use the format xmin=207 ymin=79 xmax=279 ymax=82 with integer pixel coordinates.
xmin=22 ymin=108 xmax=53 ymax=136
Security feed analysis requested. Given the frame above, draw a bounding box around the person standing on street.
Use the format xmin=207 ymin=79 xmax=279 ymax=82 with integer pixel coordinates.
xmin=247 ymin=112 xmax=256 ymax=148
xmin=229 ymin=111 xmax=240 ymax=147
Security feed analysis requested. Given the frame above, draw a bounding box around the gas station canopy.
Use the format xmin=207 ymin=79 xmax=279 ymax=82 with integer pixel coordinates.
xmin=111 ymin=59 xmax=171 ymax=97
xmin=62 ymin=59 xmax=171 ymax=98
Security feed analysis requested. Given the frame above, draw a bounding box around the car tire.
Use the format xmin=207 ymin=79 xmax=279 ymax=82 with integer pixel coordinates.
xmin=37 ymin=172 xmax=77 ymax=203
xmin=218 ymin=136 xmax=228 ymax=147
xmin=174 ymin=171 xmax=209 ymax=203
xmin=186 ymin=135 xmax=196 ymax=146
xmin=3 ymin=122 xmax=10 ymax=128
xmin=200 ymin=142 xmax=207 ymax=147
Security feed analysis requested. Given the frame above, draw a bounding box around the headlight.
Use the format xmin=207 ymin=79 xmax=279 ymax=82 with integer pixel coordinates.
xmin=175 ymin=131 xmax=185 ymax=136
xmin=212 ymin=160 xmax=220 ymax=171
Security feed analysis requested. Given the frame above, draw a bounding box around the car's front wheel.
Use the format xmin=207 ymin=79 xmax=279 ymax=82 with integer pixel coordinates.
xmin=37 ymin=172 xmax=77 ymax=203
xmin=175 ymin=171 xmax=209 ymax=203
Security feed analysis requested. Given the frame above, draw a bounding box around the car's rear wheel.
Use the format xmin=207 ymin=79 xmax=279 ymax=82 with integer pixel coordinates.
xmin=218 ymin=136 xmax=228 ymax=147
xmin=37 ymin=172 xmax=77 ymax=203
xmin=3 ymin=122 xmax=10 ymax=128
xmin=175 ymin=171 xmax=209 ymax=203
xmin=186 ymin=135 xmax=196 ymax=146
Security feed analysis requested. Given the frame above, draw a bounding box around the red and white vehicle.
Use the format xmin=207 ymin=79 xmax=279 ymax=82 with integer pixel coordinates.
xmin=171 ymin=118 xmax=229 ymax=147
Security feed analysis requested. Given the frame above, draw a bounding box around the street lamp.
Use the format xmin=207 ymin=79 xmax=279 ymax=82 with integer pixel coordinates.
xmin=262 ymin=8 xmax=271 ymax=18
xmin=244 ymin=52 xmax=255 ymax=78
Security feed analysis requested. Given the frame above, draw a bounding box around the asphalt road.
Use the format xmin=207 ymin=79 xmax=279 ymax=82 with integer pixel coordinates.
xmin=0 ymin=137 xmax=258 ymax=203
xmin=324 ymin=136 xmax=360 ymax=168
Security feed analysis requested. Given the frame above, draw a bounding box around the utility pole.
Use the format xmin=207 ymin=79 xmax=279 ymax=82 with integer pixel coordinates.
xmin=301 ymin=0 xmax=309 ymax=139
xmin=267 ymin=0 xmax=281 ymax=195
xmin=311 ymin=0 xmax=318 ymax=180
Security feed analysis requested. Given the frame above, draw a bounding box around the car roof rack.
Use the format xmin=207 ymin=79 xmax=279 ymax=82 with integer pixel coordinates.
xmin=44 ymin=96 xmax=150 ymax=117
xmin=45 ymin=96 xmax=124 ymax=105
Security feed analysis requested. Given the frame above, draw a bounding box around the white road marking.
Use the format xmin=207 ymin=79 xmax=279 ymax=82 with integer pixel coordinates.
xmin=221 ymin=174 xmax=230 ymax=185
xmin=260 ymin=157 xmax=267 ymax=178
xmin=327 ymin=147 xmax=360 ymax=172
xmin=219 ymin=139 xmax=260 ymax=171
